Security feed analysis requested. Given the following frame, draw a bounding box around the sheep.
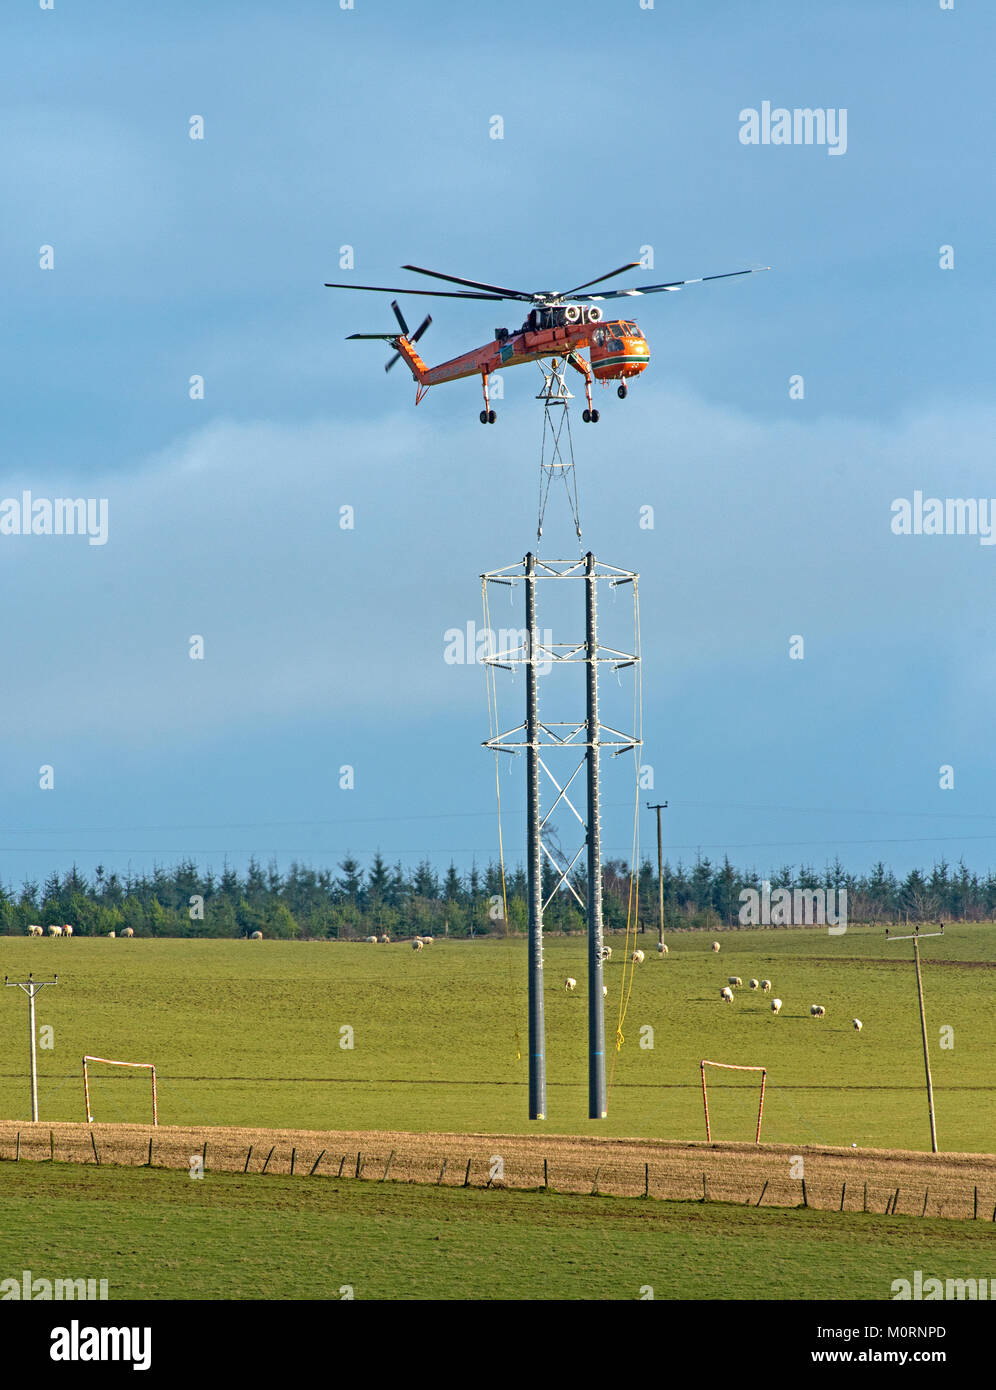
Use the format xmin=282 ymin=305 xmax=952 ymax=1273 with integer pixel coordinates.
xmin=378 ymin=934 xmax=391 ymax=943
xmin=421 ymin=936 xmax=434 ymax=944
xmin=364 ymin=935 xmax=378 ymax=943
xmin=411 ymin=938 xmax=423 ymax=951
xmin=728 ymin=976 xmax=743 ymax=988
xmin=657 ymin=942 xmax=668 ymax=955
xmin=852 ymin=1018 xmax=863 ymax=1031
xmin=598 ymin=945 xmax=612 ymax=963
xmin=720 ymin=986 xmax=734 ymax=1002
xmin=565 ymin=977 xmax=577 ymax=992
xmin=771 ymin=998 xmax=783 ymax=1014
xmin=107 ymin=931 xmax=116 ymax=938
xmin=711 ymin=941 xmax=721 ymax=952
xmin=602 ymin=985 xmax=608 ymax=998
xmin=63 ymin=924 xmax=74 ymax=938
xmin=250 ymin=931 xmax=263 ymax=940
xmin=121 ymin=927 xmax=134 ymax=938
xmin=27 ymin=925 xmax=43 ymax=937
xmin=632 ymin=950 xmax=645 ymax=964
xmin=760 ymin=979 xmax=772 ymax=993
xmin=47 ymin=925 xmax=63 ymax=937
xmin=810 ymin=1004 xmax=826 ymax=1018
xmin=748 ymin=978 xmax=759 ymax=991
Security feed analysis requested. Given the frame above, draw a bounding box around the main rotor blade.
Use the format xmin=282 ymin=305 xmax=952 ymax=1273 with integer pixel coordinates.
xmin=401 ymin=264 xmax=534 ymax=301
xmin=391 ymin=300 xmax=410 ymax=336
xmin=562 ymin=262 xmax=642 ymax=296
xmin=325 ymin=281 xmax=503 ymax=301
xmin=574 ymin=266 xmax=771 ymax=301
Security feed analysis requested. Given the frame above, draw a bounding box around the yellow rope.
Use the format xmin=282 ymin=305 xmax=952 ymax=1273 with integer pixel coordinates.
xmin=483 ymin=578 xmax=522 ymax=1063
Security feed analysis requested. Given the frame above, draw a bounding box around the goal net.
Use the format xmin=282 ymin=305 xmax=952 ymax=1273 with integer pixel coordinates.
xmin=700 ymin=1059 xmax=767 ymax=1144
xmin=83 ymin=1056 xmax=158 ymax=1126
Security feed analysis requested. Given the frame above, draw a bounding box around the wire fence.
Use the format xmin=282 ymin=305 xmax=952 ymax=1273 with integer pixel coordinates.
xmin=2 ymin=1128 xmax=993 ymax=1222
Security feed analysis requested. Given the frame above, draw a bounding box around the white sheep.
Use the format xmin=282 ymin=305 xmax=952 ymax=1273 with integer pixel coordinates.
xmin=810 ymin=1004 xmax=826 ymax=1018
xmin=720 ymin=986 xmax=734 ymax=1002
xmin=632 ymin=950 xmax=645 ymax=964
xmin=728 ymin=976 xmax=743 ymax=988
xmin=27 ymin=925 xmax=43 ymax=937
xmin=121 ymin=927 xmax=134 ymax=938
xmin=852 ymin=1018 xmax=863 ymax=1031
xmin=602 ymin=985 xmax=608 ymax=998
xmin=364 ymin=935 xmax=378 ymax=943
xmin=107 ymin=931 xmax=116 ymax=938
xmin=565 ymin=977 xmax=577 ymax=992
xmin=250 ymin=931 xmax=263 ymax=940
xmin=63 ymin=924 xmax=73 ymax=938
xmin=711 ymin=941 xmax=721 ymax=952
xmin=760 ymin=979 xmax=772 ymax=993
xmin=748 ymin=978 xmax=759 ymax=990
xmin=411 ymin=938 xmax=423 ymax=951
xmin=771 ymin=998 xmax=783 ymax=1014
xmin=657 ymin=942 xmax=668 ymax=955
xmin=421 ymin=936 xmax=434 ymax=944
xmin=598 ymin=945 xmax=612 ymax=962
xmin=378 ymin=934 xmax=391 ymax=943
xmin=47 ymin=925 xmax=63 ymax=937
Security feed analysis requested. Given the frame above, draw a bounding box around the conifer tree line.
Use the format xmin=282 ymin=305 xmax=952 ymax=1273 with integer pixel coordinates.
xmin=0 ymin=853 xmax=991 ymax=938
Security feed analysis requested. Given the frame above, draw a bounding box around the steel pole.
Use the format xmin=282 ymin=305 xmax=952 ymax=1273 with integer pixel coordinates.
xmin=28 ymin=985 xmax=38 ymax=1123
xmin=656 ymin=806 xmax=664 ymax=946
xmin=913 ymin=937 xmax=939 ymax=1153
xmin=524 ymin=552 xmax=546 ymax=1120
xmin=585 ymin=552 xmax=606 ymax=1119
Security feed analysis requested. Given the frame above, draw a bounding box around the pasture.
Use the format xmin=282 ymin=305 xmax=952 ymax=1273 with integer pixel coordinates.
xmin=0 ymin=1161 xmax=992 ymax=1301
xmin=0 ymin=925 xmax=993 ymax=1152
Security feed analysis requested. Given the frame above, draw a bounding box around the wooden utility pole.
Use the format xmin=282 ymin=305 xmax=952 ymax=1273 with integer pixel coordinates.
xmin=886 ymin=926 xmax=942 ymax=1153
xmin=646 ymin=803 xmax=668 ymax=944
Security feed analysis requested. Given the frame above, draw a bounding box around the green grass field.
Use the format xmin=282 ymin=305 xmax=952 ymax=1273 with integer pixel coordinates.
xmin=0 ymin=1161 xmax=990 ymax=1301
xmin=1 ymin=925 xmax=993 ymax=1150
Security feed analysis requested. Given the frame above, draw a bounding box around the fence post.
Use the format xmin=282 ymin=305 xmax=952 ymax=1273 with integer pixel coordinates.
xmin=261 ymin=1145 xmax=275 ymax=1174
xmin=337 ymin=1155 xmax=346 ymax=1178
xmin=755 ymin=1179 xmax=768 ymax=1208
xmin=15 ymin=1132 xmax=20 ymax=1162
xmin=355 ymin=1153 xmax=363 ymax=1179
xmin=463 ymin=1159 xmax=472 ymax=1188
xmin=840 ymin=1182 xmax=846 ymax=1212
xmin=147 ymin=1137 xmax=153 ymax=1167
xmin=592 ymin=1167 xmax=600 ymax=1196
xmin=543 ymin=1158 xmax=548 ymax=1191
xmin=309 ymin=1149 xmax=326 ymax=1177
xmin=243 ymin=1145 xmax=253 ymax=1173
xmin=801 ymin=1177 xmax=808 ymax=1208
xmin=701 ymin=1173 xmax=707 ymax=1203
xmin=202 ymin=1141 xmax=207 ymax=1172
xmin=290 ymin=1148 xmax=295 ymax=1176
xmin=90 ymin=1132 xmax=100 ymax=1166
xmin=863 ymin=1181 xmax=867 ymax=1213
xmin=644 ymin=1163 xmax=649 ymax=1199
xmin=50 ymin=1130 xmax=54 ymax=1162
xmin=922 ymin=1188 xmax=929 ymax=1217
xmin=973 ymin=1186 xmax=978 ymax=1219
xmin=437 ymin=1159 xmax=447 ymax=1185
xmin=383 ymin=1150 xmax=394 ymax=1181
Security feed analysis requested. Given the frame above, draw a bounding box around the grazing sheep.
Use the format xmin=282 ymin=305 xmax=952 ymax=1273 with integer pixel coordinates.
xmin=810 ymin=1004 xmax=826 ymax=1018
xmin=657 ymin=942 xmax=668 ymax=955
xmin=107 ymin=931 xmax=116 ymax=938
xmin=852 ymin=1018 xmax=863 ymax=1031
xmin=748 ymin=978 xmax=759 ymax=991
xmin=760 ymin=979 xmax=772 ymax=993
xmin=771 ymin=998 xmax=783 ymax=1015
xmin=121 ymin=927 xmax=134 ymax=938
xmin=728 ymin=976 xmax=743 ymax=988
xmin=598 ymin=945 xmax=612 ymax=963
xmin=712 ymin=942 xmax=721 ymax=952
xmin=250 ymin=931 xmax=263 ymax=940
xmin=378 ymin=934 xmax=391 ymax=943
xmin=63 ymin=924 xmax=74 ymax=938
xmin=632 ymin=950 xmax=645 ymax=964
xmin=27 ymin=925 xmax=43 ymax=937
xmin=421 ymin=936 xmax=434 ymax=944
xmin=720 ymin=986 xmax=734 ymax=1002
xmin=364 ymin=935 xmax=378 ymax=943
xmin=411 ymin=938 xmax=423 ymax=951
xmin=47 ymin=925 xmax=63 ymax=937
xmin=602 ymin=985 xmax=608 ymax=998
xmin=565 ymin=977 xmax=577 ymax=992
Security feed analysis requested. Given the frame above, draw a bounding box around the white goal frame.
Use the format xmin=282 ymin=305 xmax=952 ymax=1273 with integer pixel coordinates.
xmin=83 ymin=1055 xmax=158 ymax=1126
xmin=700 ymin=1059 xmax=767 ymax=1144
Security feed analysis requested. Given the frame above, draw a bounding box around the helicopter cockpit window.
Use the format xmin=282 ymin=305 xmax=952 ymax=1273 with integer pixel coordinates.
xmin=592 ymin=328 xmax=606 ymax=347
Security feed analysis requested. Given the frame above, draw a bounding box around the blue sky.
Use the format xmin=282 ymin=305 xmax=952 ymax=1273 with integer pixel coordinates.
xmin=1 ymin=0 xmax=994 ymax=890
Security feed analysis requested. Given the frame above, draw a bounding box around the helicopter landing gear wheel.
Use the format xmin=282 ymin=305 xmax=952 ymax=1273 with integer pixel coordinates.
xmin=582 ymin=409 xmax=591 ymax=423
xmin=590 ymin=408 xmax=600 ymax=423
xmin=617 ymin=383 xmax=627 ymax=399
xmin=479 ymin=410 xmax=488 ymax=424
xmin=488 ymin=410 xmax=496 ymax=424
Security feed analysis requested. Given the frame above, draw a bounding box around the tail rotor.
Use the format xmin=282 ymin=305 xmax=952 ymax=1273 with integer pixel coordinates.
xmin=385 ymin=299 xmax=431 ymax=372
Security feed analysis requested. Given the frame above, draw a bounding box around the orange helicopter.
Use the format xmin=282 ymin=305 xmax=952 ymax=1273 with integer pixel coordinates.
xmin=325 ymin=260 xmax=768 ymax=423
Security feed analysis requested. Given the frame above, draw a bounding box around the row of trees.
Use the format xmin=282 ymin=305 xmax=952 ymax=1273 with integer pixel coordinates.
xmin=0 ymin=853 xmax=992 ymax=938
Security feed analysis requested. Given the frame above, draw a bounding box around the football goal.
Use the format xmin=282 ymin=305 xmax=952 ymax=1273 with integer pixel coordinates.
xmin=83 ymin=1055 xmax=158 ymax=1126
xmin=700 ymin=1059 xmax=767 ymax=1144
